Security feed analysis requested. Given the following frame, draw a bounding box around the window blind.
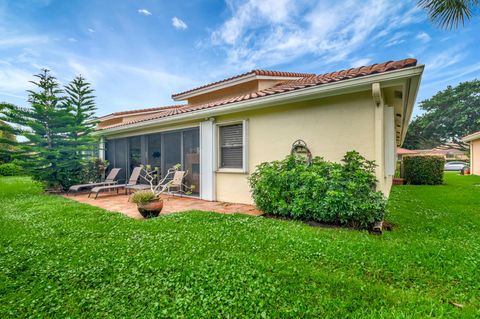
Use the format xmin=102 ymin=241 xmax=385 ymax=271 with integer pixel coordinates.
xmin=219 ymin=123 xmax=243 ymax=169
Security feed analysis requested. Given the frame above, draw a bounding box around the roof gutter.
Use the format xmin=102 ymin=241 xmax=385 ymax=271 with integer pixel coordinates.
xmin=97 ymin=65 xmax=424 ymax=136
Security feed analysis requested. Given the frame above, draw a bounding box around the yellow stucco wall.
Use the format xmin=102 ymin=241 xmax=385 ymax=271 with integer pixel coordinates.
xmin=215 ymin=91 xmax=380 ymax=204
xmin=471 ymin=139 xmax=480 ymax=175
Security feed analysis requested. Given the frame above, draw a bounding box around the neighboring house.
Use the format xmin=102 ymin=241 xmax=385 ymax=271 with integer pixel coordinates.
xmin=419 ymin=143 xmax=468 ymax=160
xmin=95 ymin=58 xmax=423 ymax=204
xmin=463 ymin=131 xmax=480 ymax=175
xmin=397 ymin=144 xmax=468 ymax=162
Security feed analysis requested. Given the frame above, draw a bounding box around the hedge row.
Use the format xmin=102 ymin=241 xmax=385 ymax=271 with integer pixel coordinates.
xmin=403 ymin=155 xmax=444 ymax=185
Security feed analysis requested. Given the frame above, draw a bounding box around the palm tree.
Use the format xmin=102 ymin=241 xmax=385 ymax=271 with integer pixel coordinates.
xmin=418 ymin=0 xmax=479 ymax=29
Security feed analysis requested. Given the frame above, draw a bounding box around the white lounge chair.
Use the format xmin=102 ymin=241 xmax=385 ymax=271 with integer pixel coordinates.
xmin=67 ymin=168 xmax=121 ymax=195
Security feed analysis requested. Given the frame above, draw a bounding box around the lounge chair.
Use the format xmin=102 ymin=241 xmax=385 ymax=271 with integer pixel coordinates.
xmin=89 ymin=167 xmax=142 ymax=199
xmin=166 ymin=171 xmax=186 ymax=194
xmin=67 ymin=168 xmax=121 ymax=195
xmin=126 ymin=170 xmax=186 ymax=199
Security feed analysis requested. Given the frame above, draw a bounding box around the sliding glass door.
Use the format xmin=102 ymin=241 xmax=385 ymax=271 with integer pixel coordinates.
xmin=162 ymin=131 xmax=182 ymax=178
xmin=147 ymin=133 xmax=162 ymax=169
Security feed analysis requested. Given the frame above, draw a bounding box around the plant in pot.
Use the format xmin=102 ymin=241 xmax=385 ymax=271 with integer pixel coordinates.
xmin=130 ymin=164 xmax=185 ymax=218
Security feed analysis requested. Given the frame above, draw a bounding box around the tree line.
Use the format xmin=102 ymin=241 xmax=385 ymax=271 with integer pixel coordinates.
xmin=403 ymin=79 xmax=480 ymax=151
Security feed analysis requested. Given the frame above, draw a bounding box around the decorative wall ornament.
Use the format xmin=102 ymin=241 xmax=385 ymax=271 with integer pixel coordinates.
xmin=290 ymin=139 xmax=312 ymax=165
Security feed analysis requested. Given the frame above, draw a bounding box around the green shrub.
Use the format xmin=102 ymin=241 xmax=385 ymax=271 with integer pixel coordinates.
xmin=130 ymin=190 xmax=156 ymax=205
xmin=403 ymin=155 xmax=444 ymax=185
xmin=81 ymin=158 xmax=108 ymax=183
xmin=0 ymin=163 xmax=23 ymax=176
xmin=249 ymin=151 xmax=386 ymax=229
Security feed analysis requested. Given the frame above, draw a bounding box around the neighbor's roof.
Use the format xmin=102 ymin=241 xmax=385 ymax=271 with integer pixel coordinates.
xmin=462 ymin=131 xmax=480 ymax=142
xmin=397 ymin=147 xmax=418 ymax=155
xmin=99 ymin=58 xmax=418 ymax=131
xmin=171 ymin=70 xmax=315 ymax=100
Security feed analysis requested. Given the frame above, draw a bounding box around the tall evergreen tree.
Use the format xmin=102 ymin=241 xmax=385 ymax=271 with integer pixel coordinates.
xmin=58 ymin=76 xmax=98 ymax=187
xmin=0 ymin=69 xmax=70 ymax=189
xmin=0 ymin=105 xmax=17 ymax=163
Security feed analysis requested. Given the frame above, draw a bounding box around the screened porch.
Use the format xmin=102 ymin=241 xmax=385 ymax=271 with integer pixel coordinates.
xmin=104 ymin=127 xmax=200 ymax=196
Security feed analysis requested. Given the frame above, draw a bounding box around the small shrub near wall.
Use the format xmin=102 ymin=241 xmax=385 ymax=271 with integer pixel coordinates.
xmin=403 ymin=155 xmax=444 ymax=185
xmin=0 ymin=163 xmax=23 ymax=176
xmin=249 ymin=151 xmax=387 ymax=229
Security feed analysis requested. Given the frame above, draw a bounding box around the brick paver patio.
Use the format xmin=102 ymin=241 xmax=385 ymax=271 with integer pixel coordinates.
xmin=64 ymin=191 xmax=263 ymax=219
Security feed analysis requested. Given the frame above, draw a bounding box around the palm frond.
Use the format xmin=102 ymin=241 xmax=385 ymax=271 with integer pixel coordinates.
xmin=419 ymin=0 xmax=479 ymax=29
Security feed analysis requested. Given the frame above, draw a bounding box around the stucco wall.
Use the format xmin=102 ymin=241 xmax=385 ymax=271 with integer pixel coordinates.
xmin=215 ymin=91 xmax=379 ymax=204
xmin=471 ymin=139 xmax=480 ymax=175
xmin=101 ymin=90 xmax=394 ymax=205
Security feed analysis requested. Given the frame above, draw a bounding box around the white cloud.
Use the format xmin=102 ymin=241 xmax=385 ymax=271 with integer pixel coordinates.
xmin=172 ymin=17 xmax=187 ymax=30
xmin=350 ymin=58 xmax=372 ymax=68
xmin=0 ymin=67 xmax=35 ymax=93
xmin=210 ymin=0 xmax=423 ymax=69
xmin=68 ymin=37 xmax=77 ymax=42
xmin=426 ymin=50 xmax=463 ymax=72
xmin=88 ymin=28 xmax=95 ymax=33
xmin=0 ymin=35 xmax=49 ymax=47
xmin=416 ymin=31 xmax=431 ymax=42
xmin=384 ymin=32 xmax=408 ymax=47
xmin=138 ymin=9 xmax=152 ymax=16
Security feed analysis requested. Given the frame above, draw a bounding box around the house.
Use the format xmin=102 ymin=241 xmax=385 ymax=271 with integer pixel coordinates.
xmin=463 ymin=131 xmax=480 ymax=175
xmin=397 ymin=144 xmax=469 ymax=162
xmin=95 ymin=58 xmax=424 ymax=204
xmin=417 ymin=143 xmax=468 ymax=160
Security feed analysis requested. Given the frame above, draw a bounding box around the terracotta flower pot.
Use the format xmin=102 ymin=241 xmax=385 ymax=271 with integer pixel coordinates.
xmin=137 ymin=199 xmax=164 ymax=218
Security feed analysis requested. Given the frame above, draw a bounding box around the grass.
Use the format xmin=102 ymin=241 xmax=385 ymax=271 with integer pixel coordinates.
xmin=0 ymin=173 xmax=479 ymax=318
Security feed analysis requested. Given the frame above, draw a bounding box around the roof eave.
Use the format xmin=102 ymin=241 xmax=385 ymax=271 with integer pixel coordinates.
xmin=463 ymin=131 xmax=480 ymax=142
xmin=98 ymin=65 xmax=425 ymax=136
xmin=400 ymin=65 xmax=424 ymax=145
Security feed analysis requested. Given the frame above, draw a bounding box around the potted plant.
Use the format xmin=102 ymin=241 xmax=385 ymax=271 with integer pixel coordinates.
xmin=130 ymin=164 xmax=182 ymax=218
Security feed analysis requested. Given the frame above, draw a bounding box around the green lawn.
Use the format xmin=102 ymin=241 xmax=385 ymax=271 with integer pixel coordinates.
xmin=1 ymin=174 xmax=479 ymax=318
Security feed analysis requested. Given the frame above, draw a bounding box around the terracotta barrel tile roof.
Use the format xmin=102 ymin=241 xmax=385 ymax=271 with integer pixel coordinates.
xmin=98 ymin=105 xmax=185 ymax=118
xmin=100 ymin=58 xmax=418 ymax=130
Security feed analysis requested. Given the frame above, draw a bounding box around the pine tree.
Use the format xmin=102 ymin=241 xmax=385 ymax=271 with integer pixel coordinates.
xmin=0 ymin=105 xmax=17 ymax=163
xmin=0 ymin=69 xmax=70 ymax=189
xmin=58 ymin=76 xmax=98 ymax=187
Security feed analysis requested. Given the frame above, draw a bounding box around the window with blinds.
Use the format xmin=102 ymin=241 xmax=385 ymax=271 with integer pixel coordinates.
xmin=219 ymin=123 xmax=243 ymax=169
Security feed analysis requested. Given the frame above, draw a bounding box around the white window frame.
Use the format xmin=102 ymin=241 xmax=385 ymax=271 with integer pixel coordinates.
xmin=216 ymin=119 xmax=248 ymax=173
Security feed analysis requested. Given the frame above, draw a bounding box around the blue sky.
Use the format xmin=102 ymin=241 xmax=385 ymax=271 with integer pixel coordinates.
xmin=0 ymin=0 xmax=479 ymax=117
